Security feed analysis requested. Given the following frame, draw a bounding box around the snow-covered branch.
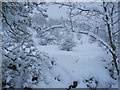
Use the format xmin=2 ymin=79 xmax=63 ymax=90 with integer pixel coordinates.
xmin=40 ymin=25 xmax=64 ymax=34
xmin=0 ymin=10 xmax=17 ymax=36
xmin=78 ymin=30 xmax=115 ymax=55
xmin=53 ymin=2 xmax=103 ymax=15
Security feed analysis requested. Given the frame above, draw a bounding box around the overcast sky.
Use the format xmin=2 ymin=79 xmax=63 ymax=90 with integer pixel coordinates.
xmin=47 ymin=4 xmax=68 ymax=19
xmin=47 ymin=3 xmax=102 ymax=19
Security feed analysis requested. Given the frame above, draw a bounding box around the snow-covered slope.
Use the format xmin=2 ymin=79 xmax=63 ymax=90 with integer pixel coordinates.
xmin=33 ymin=34 xmax=117 ymax=88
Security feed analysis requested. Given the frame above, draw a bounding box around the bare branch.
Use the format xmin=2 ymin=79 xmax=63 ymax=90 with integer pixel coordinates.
xmin=53 ymin=2 xmax=90 ymax=12
xmin=0 ymin=10 xmax=17 ymax=36
xmin=113 ymin=19 xmax=120 ymax=25
xmin=113 ymin=30 xmax=120 ymax=35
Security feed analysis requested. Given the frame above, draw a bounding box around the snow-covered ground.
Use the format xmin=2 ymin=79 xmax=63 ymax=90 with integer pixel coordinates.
xmin=32 ymin=34 xmax=117 ymax=88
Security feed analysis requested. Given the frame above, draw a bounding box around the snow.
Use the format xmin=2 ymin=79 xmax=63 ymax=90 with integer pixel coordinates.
xmin=32 ymin=34 xmax=114 ymax=88
xmin=6 ymin=76 xmax=12 ymax=83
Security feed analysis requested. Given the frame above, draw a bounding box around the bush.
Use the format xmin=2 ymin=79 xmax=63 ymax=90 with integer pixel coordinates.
xmin=60 ymin=37 xmax=75 ymax=51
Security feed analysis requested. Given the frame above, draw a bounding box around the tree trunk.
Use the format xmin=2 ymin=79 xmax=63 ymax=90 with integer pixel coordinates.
xmin=118 ymin=2 xmax=120 ymax=89
xmin=103 ymin=2 xmax=119 ymax=75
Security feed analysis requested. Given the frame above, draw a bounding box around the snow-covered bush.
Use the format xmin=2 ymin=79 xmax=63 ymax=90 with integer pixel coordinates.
xmin=39 ymin=38 xmax=48 ymax=46
xmin=59 ymin=36 xmax=75 ymax=51
xmin=104 ymin=61 xmax=118 ymax=80
xmin=2 ymin=2 xmax=53 ymax=88
xmin=83 ymin=77 xmax=99 ymax=89
xmin=2 ymin=34 xmax=54 ymax=88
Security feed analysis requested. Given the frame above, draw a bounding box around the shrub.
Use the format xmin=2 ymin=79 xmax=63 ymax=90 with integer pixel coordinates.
xmin=60 ymin=37 xmax=75 ymax=51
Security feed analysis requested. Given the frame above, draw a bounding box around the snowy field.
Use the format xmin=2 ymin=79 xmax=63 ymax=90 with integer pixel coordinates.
xmin=32 ymin=34 xmax=117 ymax=88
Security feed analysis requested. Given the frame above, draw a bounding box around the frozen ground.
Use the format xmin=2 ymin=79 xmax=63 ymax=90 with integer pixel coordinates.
xmin=32 ymin=33 xmax=117 ymax=88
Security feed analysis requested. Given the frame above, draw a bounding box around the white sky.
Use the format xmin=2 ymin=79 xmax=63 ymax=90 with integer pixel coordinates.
xmin=47 ymin=3 xmax=102 ymax=19
xmin=47 ymin=5 xmax=68 ymax=19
